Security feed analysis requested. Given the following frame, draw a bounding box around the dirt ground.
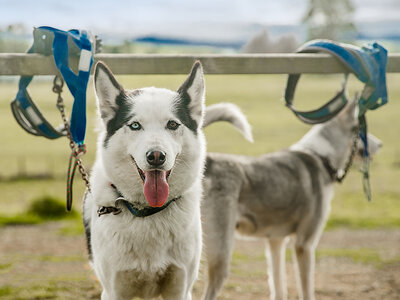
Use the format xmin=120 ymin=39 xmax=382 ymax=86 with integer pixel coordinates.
xmin=1 ymin=222 xmax=399 ymax=299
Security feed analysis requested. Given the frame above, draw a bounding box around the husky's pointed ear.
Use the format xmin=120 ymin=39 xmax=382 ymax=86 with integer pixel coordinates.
xmin=94 ymin=61 xmax=124 ymax=122
xmin=176 ymin=61 xmax=205 ymax=132
xmin=348 ymin=94 xmax=359 ymax=118
xmin=339 ymin=94 xmax=358 ymax=119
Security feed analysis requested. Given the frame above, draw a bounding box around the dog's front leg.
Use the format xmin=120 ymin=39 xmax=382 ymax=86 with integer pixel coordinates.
xmin=161 ymin=265 xmax=194 ymax=300
xmin=98 ymin=274 xmax=135 ymax=300
xmin=100 ymin=290 xmax=116 ymax=300
xmin=99 ymin=281 xmax=127 ymax=300
xmin=100 ymin=288 xmax=136 ymax=300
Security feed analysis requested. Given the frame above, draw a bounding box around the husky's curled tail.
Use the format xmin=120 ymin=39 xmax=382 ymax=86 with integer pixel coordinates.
xmin=203 ymin=103 xmax=254 ymax=142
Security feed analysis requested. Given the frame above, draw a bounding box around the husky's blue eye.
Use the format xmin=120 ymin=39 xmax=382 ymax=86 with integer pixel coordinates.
xmin=167 ymin=120 xmax=180 ymax=130
xmin=129 ymin=122 xmax=142 ymax=131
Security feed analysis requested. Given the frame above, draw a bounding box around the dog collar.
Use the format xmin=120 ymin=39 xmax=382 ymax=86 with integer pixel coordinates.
xmin=311 ymin=152 xmax=338 ymax=182
xmin=309 ymin=128 xmax=358 ymax=184
xmin=97 ymin=184 xmax=181 ymax=218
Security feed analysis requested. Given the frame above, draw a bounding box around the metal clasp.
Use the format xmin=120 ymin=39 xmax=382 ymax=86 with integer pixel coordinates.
xmin=97 ymin=206 xmax=122 ymax=217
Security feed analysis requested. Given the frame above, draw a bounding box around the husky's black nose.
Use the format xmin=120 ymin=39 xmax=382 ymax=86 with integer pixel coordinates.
xmin=146 ymin=150 xmax=166 ymax=166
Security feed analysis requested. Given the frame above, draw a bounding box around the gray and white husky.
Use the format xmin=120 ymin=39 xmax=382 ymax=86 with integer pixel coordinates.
xmin=83 ymin=61 xmax=206 ymax=300
xmin=201 ymin=100 xmax=382 ymax=300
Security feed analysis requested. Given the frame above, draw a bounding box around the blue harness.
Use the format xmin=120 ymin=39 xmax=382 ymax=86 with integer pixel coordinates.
xmin=284 ymin=40 xmax=388 ymax=201
xmin=11 ymin=26 xmax=95 ymax=145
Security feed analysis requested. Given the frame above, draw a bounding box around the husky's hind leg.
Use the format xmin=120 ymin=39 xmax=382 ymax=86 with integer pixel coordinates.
xmin=293 ymin=224 xmax=322 ymax=300
xmin=266 ymin=237 xmax=288 ymax=300
xmin=292 ymin=242 xmax=316 ymax=300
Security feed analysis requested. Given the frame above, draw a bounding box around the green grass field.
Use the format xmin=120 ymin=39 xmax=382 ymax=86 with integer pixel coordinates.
xmin=0 ymin=73 xmax=400 ymax=229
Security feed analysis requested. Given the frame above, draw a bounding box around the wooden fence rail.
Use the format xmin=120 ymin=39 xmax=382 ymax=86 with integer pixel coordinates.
xmin=0 ymin=53 xmax=400 ymax=76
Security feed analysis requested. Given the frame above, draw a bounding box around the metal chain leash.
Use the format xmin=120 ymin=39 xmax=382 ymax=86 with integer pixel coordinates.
xmin=53 ymin=76 xmax=91 ymax=210
xmin=336 ymin=126 xmax=359 ymax=183
xmin=358 ymin=114 xmax=372 ymax=201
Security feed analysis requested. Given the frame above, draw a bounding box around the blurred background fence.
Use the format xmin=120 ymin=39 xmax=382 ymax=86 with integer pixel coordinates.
xmin=1 ymin=53 xmax=400 ymax=75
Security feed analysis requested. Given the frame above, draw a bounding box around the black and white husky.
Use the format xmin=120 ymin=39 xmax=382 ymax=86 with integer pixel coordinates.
xmin=83 ymin=61 xmax=206 ymax=300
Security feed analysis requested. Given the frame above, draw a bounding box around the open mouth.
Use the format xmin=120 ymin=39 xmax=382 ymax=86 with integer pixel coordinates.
xmin=134 ymin=163 xmax=172 ymax=184
xmin=131 ymin=156 xmax=172 ymax=208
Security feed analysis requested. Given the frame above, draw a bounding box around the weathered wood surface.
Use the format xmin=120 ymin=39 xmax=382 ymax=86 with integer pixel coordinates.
xmin=1 ymin=53 xmax=400 ymax=76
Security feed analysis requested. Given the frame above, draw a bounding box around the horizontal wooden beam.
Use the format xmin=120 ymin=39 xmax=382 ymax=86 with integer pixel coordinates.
xmin=0 ymin=53 xmax=400 ymax=76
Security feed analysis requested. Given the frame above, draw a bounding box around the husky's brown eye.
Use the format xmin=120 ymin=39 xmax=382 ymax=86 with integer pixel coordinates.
xmin=129 ymin=121 xmax=142 ymax=131
xmin=166 ymin=120 xmax=180 ymax=130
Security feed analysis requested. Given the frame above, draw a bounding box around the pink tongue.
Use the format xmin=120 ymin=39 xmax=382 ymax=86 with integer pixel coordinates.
xmin=143 ymin=170 xmax=169 ymax=207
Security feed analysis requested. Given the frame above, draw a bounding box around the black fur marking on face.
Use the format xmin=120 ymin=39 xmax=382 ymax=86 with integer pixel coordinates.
xmin=173 ymin=94 xmax=197 ymax=134
xmin=103 ymin=92 xmax=134 ymax=147
xmin=174 ymin=62 xmax=202 ymax=134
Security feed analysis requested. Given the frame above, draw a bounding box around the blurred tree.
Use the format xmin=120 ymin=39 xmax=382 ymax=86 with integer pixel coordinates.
xmin=302 ymin=0 xmax=357 ymax=41
xmin=241 ymin=29 xmax=298 ymax=53
xmin=6 ymin=23 xmax=28 ymax=35
xmin=0 ymin=23 xmax=29 ymax=53
xmin=241 ymin=29 xmax=271 ymax=53
xmin=274 ymin=34 xmax=299 ymax=52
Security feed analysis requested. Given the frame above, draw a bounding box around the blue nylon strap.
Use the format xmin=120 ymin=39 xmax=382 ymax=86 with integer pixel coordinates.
xmin=298 ymin=40 xmax=388 ymax=116
xmin=46 ymin=26 xmax=94 ymax=145
xmin=284 ymin=39 xmax=388 ymax=125
xmin=11 ymin=44 xmax=61 ymax=138
xmin=358 ymin=43 xmax=388 ymax=114
xmin=299 ymin=40 xmax=369 ymax=82
xmin=11 ymin=26 xmax=94 ymax=145
xmin=16 ymin=77 xmax=33 ymax=109
xmin=12 ymin=75 xmax=64 ymax=139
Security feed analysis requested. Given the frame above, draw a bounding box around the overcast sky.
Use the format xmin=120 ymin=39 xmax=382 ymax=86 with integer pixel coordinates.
xmin=1 ymin=0 xmax=399 ymax=40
